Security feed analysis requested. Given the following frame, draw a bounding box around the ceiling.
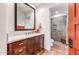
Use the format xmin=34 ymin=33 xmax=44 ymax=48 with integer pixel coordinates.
xmin=50 ymin=3 xmax=68 ymax=16
xmin=31 ymin=3 xmax=60 ymax=8
xmin=50 ymin=3 xmax=67 ymax=12
xmin=17 ymin=3 xmax=67 ymax=17
xmin=31 ymin=3 xmax=68 ymax=15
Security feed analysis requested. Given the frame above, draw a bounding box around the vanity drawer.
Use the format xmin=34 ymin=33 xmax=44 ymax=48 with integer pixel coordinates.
xmin=12 ymin=46 xmax=26 ymax=55
xmin=12 ymin=40 xmax=26 ymax=49
xmin=18 ymin=51 xmax=27 ymax=55
xmin=8 ymin=39 xmax=28 ymax=55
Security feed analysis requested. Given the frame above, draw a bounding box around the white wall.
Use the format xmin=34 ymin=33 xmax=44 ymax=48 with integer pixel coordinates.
xmin=0 ymin=4 xmax=7 ymax=55
xmin=37 ymin=7 xmax=51 ymax=50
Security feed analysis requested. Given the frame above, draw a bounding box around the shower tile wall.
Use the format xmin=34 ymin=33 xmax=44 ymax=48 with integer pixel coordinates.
xmin=51 ymin=16 xmax=67 ymax=41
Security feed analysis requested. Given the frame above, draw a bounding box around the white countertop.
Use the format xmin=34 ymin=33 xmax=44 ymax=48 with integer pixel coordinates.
xmin=8 ymin=33 xmax=44 ymax=43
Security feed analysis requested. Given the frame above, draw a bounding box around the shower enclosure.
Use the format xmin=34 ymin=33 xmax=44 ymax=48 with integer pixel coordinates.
xmin=50 ymin=4 xmax=67 ymax=44
xmin=51 ymin=15 xmax=67 ymax=44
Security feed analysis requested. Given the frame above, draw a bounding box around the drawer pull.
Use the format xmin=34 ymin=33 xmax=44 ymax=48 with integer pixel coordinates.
xmin=19 ymin=43 xmax=23 ymax=46
xmin=18 ymin=49 xmax=23 ymax=52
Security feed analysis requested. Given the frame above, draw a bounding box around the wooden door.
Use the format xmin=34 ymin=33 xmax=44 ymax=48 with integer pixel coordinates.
xmin=74 ymin=4 xmax=79 ymax=55
xmin=68 ymin=3 xmax=76 ymax=55
xmin=68 ymin=3 xmax=79 ymax=55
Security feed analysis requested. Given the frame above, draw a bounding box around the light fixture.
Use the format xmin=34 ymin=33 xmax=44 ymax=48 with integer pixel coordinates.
xmin=55 ymin=11 xmax=59 ymax=14
xmin=52 ymin=13 xmax=66 ymax=18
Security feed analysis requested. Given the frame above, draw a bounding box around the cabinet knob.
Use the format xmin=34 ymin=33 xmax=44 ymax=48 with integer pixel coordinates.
xmin=18 ymin=49 xmax=23 ymax=52
xmin=19 ymin=43 xmax=23 ymax=46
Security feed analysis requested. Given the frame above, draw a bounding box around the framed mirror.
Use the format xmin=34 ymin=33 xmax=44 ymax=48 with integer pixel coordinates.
xmin=15 ymin=3 xmax=36 ymax=31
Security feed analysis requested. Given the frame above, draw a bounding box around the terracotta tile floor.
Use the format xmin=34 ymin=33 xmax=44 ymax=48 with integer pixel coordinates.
xmin=37 ymin=41 xmax=67 ymax=55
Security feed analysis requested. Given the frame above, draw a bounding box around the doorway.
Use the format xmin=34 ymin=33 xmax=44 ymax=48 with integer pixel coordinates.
xmin=50 ymin=3 xmax=68 ymax=55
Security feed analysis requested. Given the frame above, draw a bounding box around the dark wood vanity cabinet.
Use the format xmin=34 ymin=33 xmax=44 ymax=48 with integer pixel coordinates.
xmin=7 ymin=39 xmax=27 ymax=55
xmin=7 ymin=34 xmax=44 ymax=55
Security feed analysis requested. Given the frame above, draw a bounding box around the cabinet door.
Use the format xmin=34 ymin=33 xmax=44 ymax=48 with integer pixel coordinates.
xmin=33 ymin=36 xmax=40 ymax=53
xmin=39 ymin=35 xmax=44 ymax=51
xmin=27 ymin=38 xmax=34 ymax=55
xmin=25 ymin=39 xmax=28 ymax=55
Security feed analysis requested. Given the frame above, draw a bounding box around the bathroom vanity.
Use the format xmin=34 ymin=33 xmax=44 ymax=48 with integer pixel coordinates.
xmin=7 ymin=33 xmax=44 ymax=55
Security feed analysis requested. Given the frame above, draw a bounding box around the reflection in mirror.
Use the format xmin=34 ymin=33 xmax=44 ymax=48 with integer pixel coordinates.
xmin=15 ymin=3 xmax=35 ymax=30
